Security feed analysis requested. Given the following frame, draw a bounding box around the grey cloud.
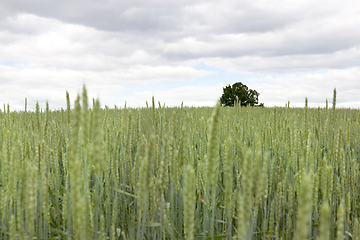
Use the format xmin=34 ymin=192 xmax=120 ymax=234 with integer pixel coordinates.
xmin=0 ymin=0 xmax=193 ymax=33
xmin=1 ymin=0 xmax=360 ymax=76
xmin=0 ymin=0 xmax=336 ymax=35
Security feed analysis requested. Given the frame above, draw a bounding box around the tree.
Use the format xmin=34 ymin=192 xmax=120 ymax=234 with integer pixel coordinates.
xmin=220 ymin=82 xmax=262 ymax=107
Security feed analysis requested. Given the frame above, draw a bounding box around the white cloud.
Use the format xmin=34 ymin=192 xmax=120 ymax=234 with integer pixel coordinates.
xmin=249 ymin=68 xmax=360 ymax=108
xmin=130 ymin=85 xmax=224 ymax=108
xmin=0 ymin=63 xmax=213 ymax=110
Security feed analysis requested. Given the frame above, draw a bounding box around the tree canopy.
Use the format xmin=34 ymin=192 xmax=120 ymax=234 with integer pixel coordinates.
xmin=220 ymin=82 xmax=263 ymax=107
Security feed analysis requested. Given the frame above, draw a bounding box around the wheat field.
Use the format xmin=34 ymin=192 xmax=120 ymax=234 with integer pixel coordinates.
xmin=0 ymin=87 xmax=359 ymax=239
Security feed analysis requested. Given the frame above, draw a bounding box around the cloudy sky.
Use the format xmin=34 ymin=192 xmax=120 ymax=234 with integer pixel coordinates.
xmin=1 ymin=0 xmax=360 ymax=110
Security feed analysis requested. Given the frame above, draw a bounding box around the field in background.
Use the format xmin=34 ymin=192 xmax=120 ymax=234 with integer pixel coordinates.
xmin=0 ymin=88 xmax=359 ymax=239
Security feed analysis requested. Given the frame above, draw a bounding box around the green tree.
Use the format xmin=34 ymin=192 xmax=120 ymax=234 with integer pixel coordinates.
xmin=220 ymin=82 xmax=262 ymax=107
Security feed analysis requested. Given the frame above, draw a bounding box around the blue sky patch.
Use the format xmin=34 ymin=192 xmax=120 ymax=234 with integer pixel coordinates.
xmin=0 ymin=60 xmax=22 ymax=69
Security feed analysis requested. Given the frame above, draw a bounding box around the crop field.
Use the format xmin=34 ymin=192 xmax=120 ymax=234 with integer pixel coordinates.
xmin=0 ymin=87 xmax=359 ymax=239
